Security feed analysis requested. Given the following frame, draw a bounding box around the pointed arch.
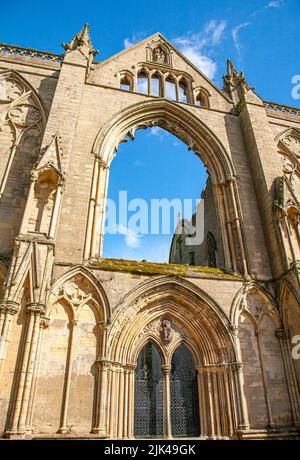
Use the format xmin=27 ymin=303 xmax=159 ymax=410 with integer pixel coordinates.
xmin=230 ymin=281 xmax=281 ymax=329
xmin=49 ymin=265 xmax=111 ymax=323
xmin=93 ymin=99 xmax=235 ymax=183
xmin=106 ymin=275 xmax=236 ymax=366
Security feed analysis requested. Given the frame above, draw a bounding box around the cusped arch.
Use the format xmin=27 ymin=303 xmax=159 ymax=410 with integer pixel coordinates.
xmin=0 ymin=69 xmax=47 ymax=125
xmin=230 ymin=281 xmax=281 ymax=330
xmin=107 ymin=275 xmax=236 ymax=366
xmin=279 ymin=279 xmax=300 ymax=328
xmin=49 ymin=265 xmax=111 ymax=323
xmin=92 ymin=99 xmax=235 ymax=184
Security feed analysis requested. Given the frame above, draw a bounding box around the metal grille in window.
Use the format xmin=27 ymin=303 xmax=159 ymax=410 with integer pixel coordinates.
xmin=134 ymin=366 xmax=163 ymax=437
xmin=170 ymin=371 xmax=200 ymax=437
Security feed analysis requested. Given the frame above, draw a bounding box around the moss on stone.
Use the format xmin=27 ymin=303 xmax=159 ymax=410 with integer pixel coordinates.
xmin=91 ymin=258 xmax=242 ymax=279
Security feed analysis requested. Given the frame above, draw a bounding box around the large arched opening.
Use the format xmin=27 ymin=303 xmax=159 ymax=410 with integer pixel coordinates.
xmin=85 ymin=100 xmax=249 ymax=276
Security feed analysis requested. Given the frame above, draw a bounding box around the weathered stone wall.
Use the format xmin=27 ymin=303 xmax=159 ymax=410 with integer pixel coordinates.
xmin=0 ymin=28 xmax=299 ymax=440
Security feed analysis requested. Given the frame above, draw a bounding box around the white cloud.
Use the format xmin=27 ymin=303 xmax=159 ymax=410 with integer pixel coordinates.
xmin=114 ymin=224 xmax=142 ymax=248
xmin=232 ymin=22 xmax=250 ymax=56
xmin=173 ymin=20 xmax=226 ymax=79
xmin=147 ymin=126 xmax=169 ymax=141
xmin=123 ymin=20 xmax=226 ymax=80
xmin=267 ymin=0 xmax=282 ymax=8
xmin=178 ymin=46 xmax=217 ymax=80
xmin=124 ymin=38 xmax=134 ymax=48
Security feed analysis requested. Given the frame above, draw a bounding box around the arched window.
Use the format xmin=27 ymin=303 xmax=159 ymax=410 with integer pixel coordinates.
xmin=137 ymin=69 xmax=149 ymax=95
xmin=151 ymin=71 xmax=162 ymax=97
xmin=120 ymin=74 xmax=132 ymax=91
xmin=178 ymin=79 xmax=189 ymax=103
xmin=134 ymin=342 xmax=163 ymax=437
xmin=165 ymin=75 xmax=176 ymax=101
xmin=205 ymin=231 xmax=217 ymax=268
xmin=171 ymin=344 xmax=200 ymax=437
xmin=195 ymin=89 xmax=209 ymax=108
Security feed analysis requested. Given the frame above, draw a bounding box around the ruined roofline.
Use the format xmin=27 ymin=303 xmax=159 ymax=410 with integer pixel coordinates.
xmin=264 ymin=99 xmax=300 ymax=118
xmin=0 ymin=42 xmax=63 ymax=63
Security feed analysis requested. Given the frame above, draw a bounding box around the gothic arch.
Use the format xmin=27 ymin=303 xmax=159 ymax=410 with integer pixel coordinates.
xmin=230 ymin=281 xmax=281 ymax=329
xmin=92 ymin=99 xmax=235 ymax=182
xmin=231 ymin=281 xmax=296 ymax=428
xmin=49 ymin=265 xmax=111 ymax=323
xmin=106 ymin=275 xmax=236 ymax=366
xmin=86 ymin=99 xmax=249 ymax=277
xmin=0 ymin=70 xmax=47 ymax=248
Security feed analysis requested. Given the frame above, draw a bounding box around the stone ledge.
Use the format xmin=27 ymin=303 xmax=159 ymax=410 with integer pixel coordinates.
xmin=89 ymin=258 xmax=243 ymax=280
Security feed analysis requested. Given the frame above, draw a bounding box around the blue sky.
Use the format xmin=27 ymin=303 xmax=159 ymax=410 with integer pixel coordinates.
xmin=2 ymin=0 xmax=299 ymax=262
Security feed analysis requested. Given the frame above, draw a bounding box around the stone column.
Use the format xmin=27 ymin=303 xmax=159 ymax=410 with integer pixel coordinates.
xmin=9 ymin=303 xmax=45 ymax=435
xmin=212 ymin=371 xmax=221 ymax=438
xmin=228 ymin=178 xmax=249 ymax=276
xmin=222 ymin=183 xmax=237 ymax=273
xmin=161 ymin=364 xmax=172 ymax=439
xmin=117 ymin=368 xmax=125 ymax=439
xmin=92 ymin=358 xmax=111 ymax=436
xmin=26 ymin=316 xmax=50 ymax=429
xmin=58 ymin=319 xmax=77 ymax=434
xmin=48 ymin=177 xmax=65 ymax=238
xmin=256 ymin=330 xmax=275 ymax=427
xmin=108 ymin=367 xmax=117 ymax=438
xmin=88 ymin=158 xmax=110 ymax=258
xmin=207 ymin=370 xmax=215 ymax=438
xmin=127 ymin=366 xmax=135 ymax=439
xmin=276 ymin=328 xmax=300 ymax=425
xmin=196 ymin=367 xmax=207 ymax=438
xmin=17 ymin=303 xmax=46 ymax=432
xmin=223 ymin=365 xmax=234 ymax=436
xmin=232 ymin=362 xmax=250 ymax=430
xmin=0 ymin=301 xmax=19 ymax=381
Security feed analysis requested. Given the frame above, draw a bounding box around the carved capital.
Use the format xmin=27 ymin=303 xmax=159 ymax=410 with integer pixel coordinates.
xmin=275 ymin=328 xmax=290 ymax=341
xmin=229 ymin=324 xmax=239 ymax=336
xmin=161 ymin=364 xmax=172 ymax=375
xmin=27 ymin=302 xmax=46 ymax=315
xmin=96 ymin=357 xmax=111 ymax=370
xmin=0 ymin=301 xmax=19 ymax=315
xmin=231 ymin=362 xmax=243 ymax=373
xmin=40 ymin=316 xmax=50 ymax=329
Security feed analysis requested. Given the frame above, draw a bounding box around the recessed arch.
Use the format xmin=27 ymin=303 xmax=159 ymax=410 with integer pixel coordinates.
xmin=49 ymin=265 xmax=111 ymax=323
xmin=106 ymin=275 xmax=236 ymax=366
xmin=93 ymin=99 xmax=235 ymax=183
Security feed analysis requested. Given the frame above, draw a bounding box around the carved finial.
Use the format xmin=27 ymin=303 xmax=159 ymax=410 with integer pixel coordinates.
xmin=223 ymin=58 xmax=255 ymax=103
xmin=62 ymin=23 xmax=98 ymax=58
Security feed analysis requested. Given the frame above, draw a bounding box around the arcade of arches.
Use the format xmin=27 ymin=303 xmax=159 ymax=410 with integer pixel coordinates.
xmin=0 ymin=26 xmax=300 ymax=440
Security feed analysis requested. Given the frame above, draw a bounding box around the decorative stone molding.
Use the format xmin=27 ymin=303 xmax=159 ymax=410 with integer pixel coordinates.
xmin=27 ymin=302 xmax=46 ymax=315
xmin=275 ymin=328 xmax=290 ymax=341
xmin=159 ymin=317 xmax=174 ymax=343
xmin=231 ymin=362 xmax=243 ymax=373
xmin=0 ymin=300 xmax=19 ymax=315
xmin=0 ymin=43 xmax=62 ymax=62
xmin=39 ymin=316 xmax=50 ymax=329
xmin=146 ymin=39 xmax=172 ymax=67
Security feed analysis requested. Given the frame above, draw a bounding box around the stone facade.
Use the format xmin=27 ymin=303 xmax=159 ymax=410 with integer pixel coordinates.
xmin=0 ymin=25 xmax=300 ymax=439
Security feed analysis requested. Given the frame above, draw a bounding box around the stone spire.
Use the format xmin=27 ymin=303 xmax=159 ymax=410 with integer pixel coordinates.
xmin=62 ymin=23 xmax=98 ymax=62
xmin=223 ymin=59 xmax=255 ymax=105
